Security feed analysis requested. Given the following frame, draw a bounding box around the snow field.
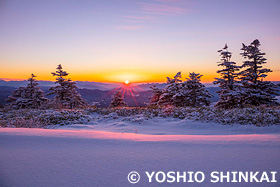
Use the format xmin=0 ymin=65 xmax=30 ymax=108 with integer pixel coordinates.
xmin=0 ymin=127 xmax=280 ymax=187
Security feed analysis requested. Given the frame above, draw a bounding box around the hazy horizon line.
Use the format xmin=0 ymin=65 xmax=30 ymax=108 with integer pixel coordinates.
xmin=1 ymin=78 xmax=279 ymax=85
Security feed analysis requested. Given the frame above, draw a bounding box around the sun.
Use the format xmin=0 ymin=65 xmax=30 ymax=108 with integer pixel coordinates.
xmin=125 ymin=80 xmax=129 ymax=85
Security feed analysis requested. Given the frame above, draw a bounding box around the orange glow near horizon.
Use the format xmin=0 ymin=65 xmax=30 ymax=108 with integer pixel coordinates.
xmin=0 ymin=71 xmax=280 ymax=84
xmin=0 ymin=66 xmax=279 ymax=83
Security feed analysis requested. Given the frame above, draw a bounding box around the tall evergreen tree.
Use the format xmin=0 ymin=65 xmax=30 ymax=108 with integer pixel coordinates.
xmin=6 ymin=74 xmax=48 ymax=109
xmin=109 ymin=91 xmax=127 ymax=108
xmin=239 ymin=39 xmax=279 ymax=106
xmin=49 ymin=64 xmax=86 ymax=109
xmin=181 ymin=72 xmax=212 ymax=107
xmin=213 ymin=44 xmax=241 ymax=108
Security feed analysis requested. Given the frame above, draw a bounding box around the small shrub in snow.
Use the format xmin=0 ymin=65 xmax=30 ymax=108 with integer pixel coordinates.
xmin=109 ymin=91 xmax=128 ymax=108
xmin=89 ymin=106 xmax=280 ymax=126
xmin=0 ymin=109 xmax=92 ymax=128
xmin=38 ymin=110 xmax=92 ymax=126
xmin=1 ymin=106 xmax=279 ymax=127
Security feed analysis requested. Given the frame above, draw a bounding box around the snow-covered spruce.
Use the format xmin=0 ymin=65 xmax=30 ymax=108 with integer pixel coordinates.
xmin=239 ymin=39 xmax=279 ymax=106
xmin=157 ymin=72 xmax=211 ymax=107
xmin=48 ymin=64 xmax=87 ymax=109
xmin=181 ymin=72 xmax=212 ymax=107
xmin=6 ymin=74 xmax=48 ymax=109
xmin=214 ymin=44 xmax=241 ymax=109
xmin=158 ymin=83 xmax=182 ymax=106
xmin=158 ymin=72 xmax=183 ymax=106
xmin=166 ymin=71 xmax=182 ymax=84
xmin=149 ymin=85 xmax=162 ymax=106
xmin=109 ymin=91 xmax=128 ymax=108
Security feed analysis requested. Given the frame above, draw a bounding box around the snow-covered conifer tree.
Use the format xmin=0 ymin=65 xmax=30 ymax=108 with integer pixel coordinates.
xmin=109 ymin=91 xmax=128 ymax=108
xmin=182 ymin=72 xmax=212 ymax=107
xmin=213 ymin=44 xmax=241 ymax=108
xmin=166 ymin=72 xmax=182 ymax=84
xmin=6 ymin=87 xmax=25 ymax=109
xmin=158 ymin=72 xmax=182 ymax=106
xmin=239 ymin=39 xmax=279 ymax=106
xmin=6 ymin=74 xmax=48 ymax=109
xmin=149 ymin=85 xmax=162 ymax=106
xmin=49 ymin=64 xmax=86 ymax=109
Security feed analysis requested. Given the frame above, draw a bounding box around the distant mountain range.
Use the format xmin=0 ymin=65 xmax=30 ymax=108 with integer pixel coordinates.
xmin=0 ymin=79 xmax=222 ymax=91
xmin=0 ymin=80 xmax=121 ymax=91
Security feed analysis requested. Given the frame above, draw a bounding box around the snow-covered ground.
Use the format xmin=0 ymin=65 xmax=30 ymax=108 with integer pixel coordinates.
xmin=51 ymin=116 xmax=280 ymax=135
xmin=1 ymin=117 xmax=280 ymax=187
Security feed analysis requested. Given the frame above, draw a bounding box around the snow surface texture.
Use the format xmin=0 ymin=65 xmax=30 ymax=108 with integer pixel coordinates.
xmin=1 ymin=118 xmax=280 ymax=187
xmin=52 ymin=116 xmax=280 ymax=135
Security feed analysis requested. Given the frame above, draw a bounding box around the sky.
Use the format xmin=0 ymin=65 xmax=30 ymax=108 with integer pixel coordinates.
xmin=0 ymin=0 xmax=279 ymax=83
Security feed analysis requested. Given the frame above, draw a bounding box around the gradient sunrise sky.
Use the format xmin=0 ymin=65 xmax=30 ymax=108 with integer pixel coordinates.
xmin=0 ymin=0 xmax=279 ymax=83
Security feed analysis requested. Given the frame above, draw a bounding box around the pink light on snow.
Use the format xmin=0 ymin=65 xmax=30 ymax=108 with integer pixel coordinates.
xmin=1 ymin=128 xmax=279 ymax=145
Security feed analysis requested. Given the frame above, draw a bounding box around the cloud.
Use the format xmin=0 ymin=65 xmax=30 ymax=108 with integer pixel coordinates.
xmin=115 ymin=25 xmax=145 ymax=30
xmin=119 ymin=15 xmax=155 ymax=23
xmin=154 ymin=0 xmax=186 ymax=3
xmin=120 ymin=15 xmax=154 ymax=20
xmin=135 ymin=2 xmax=191 ymax=15
xmin=115 ymin=0 xmax=194 ymax=30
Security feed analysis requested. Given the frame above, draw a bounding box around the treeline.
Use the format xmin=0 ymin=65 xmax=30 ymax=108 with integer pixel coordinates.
xmin=5 ymin=39 xmax=279 ymax=110
xmin=150 ymin=39 xmax=279 ymax=108
xmin=6 ymin=64 xmax=86 ymax=109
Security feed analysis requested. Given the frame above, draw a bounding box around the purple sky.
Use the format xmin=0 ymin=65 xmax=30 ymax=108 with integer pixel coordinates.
xmin=0 ymin=0 xmax=279 ymax=82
